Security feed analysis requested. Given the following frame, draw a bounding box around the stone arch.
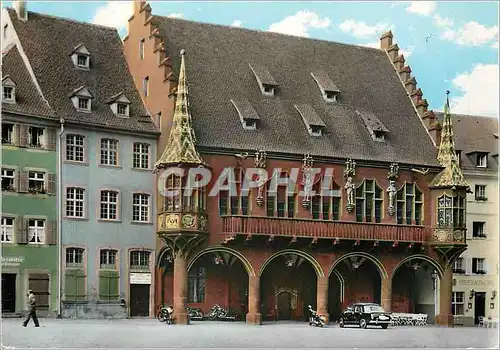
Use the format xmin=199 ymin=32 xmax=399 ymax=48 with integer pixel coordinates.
xmin=331 ymin=269 xmax=345 ymax=302
xmin=156 ymin=245 xmax=172 ymax=267
xmin=391 ymin=254 xmax=444 ymax=279
xmin=188 ymin=246 xmax=256 ymax=277
xmin=258 ymin=249 xmax=324 ymax=277
xmin=328 ymin=252 xmax=388 ymax=279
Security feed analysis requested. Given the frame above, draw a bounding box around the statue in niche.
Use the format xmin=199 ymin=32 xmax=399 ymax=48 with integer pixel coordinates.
xmin=345 ymin=176 xmax=355 ymax=211
xmin=254 ymin=150 xmax=267 ymax=207
xmin=387 ymin=180 xmax=397 ymax=216
xmin=343 ymin=159 xmax=356 ymax=212
xmin=386 ymin=163 xmax=399 ymax=216
xmin=301 ymin=154 xmax=314 ymax=209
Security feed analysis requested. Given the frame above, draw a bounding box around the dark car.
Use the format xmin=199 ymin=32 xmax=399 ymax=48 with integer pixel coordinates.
xmin=338 ymin=303 xmax=391 ymax=329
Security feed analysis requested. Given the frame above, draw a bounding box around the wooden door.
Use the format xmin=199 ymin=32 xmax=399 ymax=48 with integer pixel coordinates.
xmin=277 ymin=291 xmax=291 ymax=320
xmin=1 ymin=274 xmax=16 ymax=313
xmin=130 ymin=284 xmax=150 ymax=317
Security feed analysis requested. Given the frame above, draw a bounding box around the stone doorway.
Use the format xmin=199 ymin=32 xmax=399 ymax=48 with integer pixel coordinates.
xmin=1 ymin=273 xmax=16 ymax=313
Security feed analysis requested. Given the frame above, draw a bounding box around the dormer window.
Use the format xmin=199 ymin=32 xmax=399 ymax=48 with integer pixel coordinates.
xmin=77 ymin=55 xmax=88 ymax=68
xmin=295 ymin=104 xmax=326 ymax=137
xmin=356 ymin=110 xmax=389 ymax=142
xmin=311 ymin=72 xmax=340 ymax=103
xmin=2 ymin=76 xmax=16 ymax=104
xmin=476 ymin=153 xmax=488 ymax=168
xmin=69 ymin=44 xmax=90 ymax=70
xmin=69 ymin=86 xmax=93 ymax=113
xmin=249 ymin=63 xmax=278 ymax=97
xmin=78 ymin=97 xmax=90 ymax=110
xmin=105 ymin=92 xmax=131 ymax=117
xmin=231 ymin=99 xmax=260 ymax=131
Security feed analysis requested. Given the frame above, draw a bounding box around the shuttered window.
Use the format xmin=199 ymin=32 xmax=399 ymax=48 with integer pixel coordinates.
xmin=64 ymin=269 xmax=86 ymax=301
xmin=98 ymin=270 xmax=119 ymax=301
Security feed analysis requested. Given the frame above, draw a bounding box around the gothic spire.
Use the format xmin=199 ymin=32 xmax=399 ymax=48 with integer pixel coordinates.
xmin=154 ymin=49 xmax=206 ymax=172
xmin=430 ymin=91 xmax=471 ymax=191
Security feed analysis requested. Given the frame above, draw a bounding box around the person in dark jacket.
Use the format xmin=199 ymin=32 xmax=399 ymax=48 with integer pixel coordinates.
xmin=22 ymin=289 xmax=40 ymax=327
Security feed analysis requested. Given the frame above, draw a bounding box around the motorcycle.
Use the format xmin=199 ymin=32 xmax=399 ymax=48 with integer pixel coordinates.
xmin=308 ymin=305 xmax=326 ymax=327
xmin=188 ymin=307 xmax=204 ymax=321
xmin=207 ymin=304 xmax=238 ymax=321
xmin=156 ymin=304 xmax=174 ymax=324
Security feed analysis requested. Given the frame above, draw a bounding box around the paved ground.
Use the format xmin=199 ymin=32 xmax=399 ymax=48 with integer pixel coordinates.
xmin=1 ymin=319 xmax=498 ymax=349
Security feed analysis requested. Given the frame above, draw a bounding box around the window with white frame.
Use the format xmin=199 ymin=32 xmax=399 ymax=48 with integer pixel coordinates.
xmin=133 ymin=143 xmax=149 ymax=169
xmin=78 ymin=97 xmax=90 ymax=111
xmin=100 ymin=249 xmax=117 ymax=269
xmin=475 ymin=185 xmax=487 ymax=201
xmin=2 ymin=168 xmax=15 ymax=191
xmin=100 ymin=190 xmax=118 ymax=220
xmin=28 ymin=126 xmax=44 ymax=148
xmin=1 ymin=217 xmax=14 ymax=243
xmin=77 ymin=55 xmax=88 ymax=68
xmin=28 ymin=171 xmax=45 ymax=193
xmin=476 ymin=153 xmax=487 ymax=168
xmin=3 ymin=86 xmax=13 ymax=100
xmin=100 ymin=139 xmax=118 ymax=166
xmin=453 ymin=257 xmax=465 ymax=274
xmin=66 ymin=134 xmax=85 ymax=162
xmin=117 ymin=103 xmax=128 ymax=116
xmin=472 ymin=258 xmax=486 ymax=274
xmin=452 ymin=292 xmax=464 ymax=315
xmin=130 ymin=250 xmax=150 ymax=269
xmin=473 ymin=222 xmax=486 ymax=238
xmin=28 ymin=219 xmax=45 ymax=244
xmin=66 ymin=187 xmax=85 ymax=218
xmin=133 ymin=193 xmax=150 ymax=222
xmin=66 ymin=247 xmax=84 ymax=265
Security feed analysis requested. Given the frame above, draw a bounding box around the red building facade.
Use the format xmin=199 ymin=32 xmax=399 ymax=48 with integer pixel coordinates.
xmin=124 ymin=1 xmax=470 ymax=326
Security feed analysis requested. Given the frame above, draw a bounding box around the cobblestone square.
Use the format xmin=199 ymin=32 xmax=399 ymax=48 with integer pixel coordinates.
xmin=2 ymin=319 xmax=498 ymax=349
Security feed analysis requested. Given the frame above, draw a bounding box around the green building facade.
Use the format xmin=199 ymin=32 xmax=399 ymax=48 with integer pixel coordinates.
xmin=2 ymin=44 xmax=59 ymax=317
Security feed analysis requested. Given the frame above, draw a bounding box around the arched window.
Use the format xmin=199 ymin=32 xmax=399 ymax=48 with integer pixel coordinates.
xmin=396 ymin=183 xmax=423 ymax=225
xmin=355 ymin=180 xmax=383 ymax=223
xmin=437 ymin=194 xmax=465 ymax=228
xmin=311 ymin=180 xmax=341 ymax=220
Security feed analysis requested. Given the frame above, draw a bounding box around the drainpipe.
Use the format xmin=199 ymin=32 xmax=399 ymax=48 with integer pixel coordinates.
xmin=56 ymin=117 xmax=65 ymax=318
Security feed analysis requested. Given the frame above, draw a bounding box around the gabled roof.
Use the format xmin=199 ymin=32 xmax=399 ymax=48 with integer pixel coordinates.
xmin=231 ymin=99 xmax=260 ymax=121
xmin=436 ymin=112 xmax=499 ymax=171
xmin=2 ymin=75 xmax=17 ymax=86
xmin=311 ymin=71 xmax=340 ymax=93
xmin=70 ymin=43 xmax=90 ymax=56
xmin=295 ymin=104 xmax=325 ymax=128
xmin=7 ymin=8 xmax=159 ymax=135
xmin=105 ymin=92 xmax=131 ymax=105
xmin=152 ymin=15 xmax=438 ymax=166
xmin=249 ymin=63 xmax=277 ymax=86
xmin=1 ymin=44 xmax=55 ymax=119
xmin=356 ymin=110 xmax=389 ymax=134
xmin=68 ymin=86 xmax=93 ymax=98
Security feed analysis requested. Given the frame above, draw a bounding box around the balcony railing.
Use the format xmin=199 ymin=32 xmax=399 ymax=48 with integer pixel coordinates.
xmin=221 ymin=216 xmax=431 ymax=243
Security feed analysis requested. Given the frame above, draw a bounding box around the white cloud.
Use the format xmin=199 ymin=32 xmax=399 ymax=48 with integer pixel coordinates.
xmin=339 ymin=19 xmax=389 ymax=39
xmin=450 ymin=64 xmax=499 ymax=118
xmin=92 ymin=1 xmax=133 ymax=29
xmin=441 ymin=29 xmax=456 ymax=41
xmin=268 ymin=10 xmax=332 ymax=37
xmin=433 ymin=14 xmax=453 ymax=28
xmin=492 ymin=41 xmax=499 ymax=49
xmin=362 ymin=41 xmax=379 ymax=49
xmin=406 ymin=1 xmax=436 ymax=16
xmin=167 ymin=13 xmax=183 ymax=19
xmin=400 ymin=46 xmax=415 ymax=58
xmin=441 ymin=21 xmax=498 ymax=47
xmin=231 ymin=20 xmax=243 ymax=27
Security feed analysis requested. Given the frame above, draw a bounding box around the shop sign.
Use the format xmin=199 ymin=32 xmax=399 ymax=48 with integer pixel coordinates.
xmin=1 ymin=256 xmax=25 ymax=266
xmin=458 ymin=279 xmax=494 ymax=286
xmin=130 ymin=273 xmax=151 ymax=285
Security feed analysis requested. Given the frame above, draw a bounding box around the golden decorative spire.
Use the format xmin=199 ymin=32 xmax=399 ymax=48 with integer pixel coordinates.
xmin=430 ymin=91 xmax=471 ymax=191
xmin=154 ymin=49 xmax=206 ymax=171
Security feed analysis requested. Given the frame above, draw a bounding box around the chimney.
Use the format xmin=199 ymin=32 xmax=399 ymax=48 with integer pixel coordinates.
xmin=415 ymin=99 xmax=429 ymax=116
xmin=399 ymin=66 xmax=411 ymax=82
xmin=387 ymin=44 xmax=399 ymax=62
xmin=380 ymin=31 xmax=393 ymax=50
xmin=134 ymin=0 xmax=146 ymax=14
xmin=13 ymin=1 xmax=28 ymax=21
xmin=404 ymin=77 xmax=417 ymax=94
xmin=410 ymin=88 xmax=423 ymax=104
xmin=393 ymin=55 xmax=405 ymax=71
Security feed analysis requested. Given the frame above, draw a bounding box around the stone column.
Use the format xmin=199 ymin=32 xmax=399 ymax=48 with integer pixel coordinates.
xmin=173 ymin=255 xmax=189 ymax=325
xmin=316 ymin=276 xmax=329 ymax=323
xmin=246 ymin=275 xmax=262 ymax=325
xmin=381 ymin=277 xmax=392 ymax=312
xmin=436 ymin=265 xmax=454 ymax=327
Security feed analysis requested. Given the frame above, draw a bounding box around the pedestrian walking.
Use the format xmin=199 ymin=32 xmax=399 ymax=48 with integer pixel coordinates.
xmin=22 ymin=289 xmax=40 ymax=327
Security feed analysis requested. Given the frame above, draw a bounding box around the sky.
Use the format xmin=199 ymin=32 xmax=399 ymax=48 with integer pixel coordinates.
xmin=3 ymin=1 xmax=499 ymax=118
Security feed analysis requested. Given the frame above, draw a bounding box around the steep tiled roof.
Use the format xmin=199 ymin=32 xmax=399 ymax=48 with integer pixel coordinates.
xmin=153 ymin=16 xmax=438 ymax=166
xmin=436 ymin=112 xmax=499 ymax=171
xmin=1 ymin=44 xmax=55 ymax=119
xmin=7 ymin=9 xmax=159 ymax=135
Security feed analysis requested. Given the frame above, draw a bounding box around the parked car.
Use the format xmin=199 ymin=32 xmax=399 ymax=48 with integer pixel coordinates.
xmin=338 ymin=303 xmax=391 ymax=329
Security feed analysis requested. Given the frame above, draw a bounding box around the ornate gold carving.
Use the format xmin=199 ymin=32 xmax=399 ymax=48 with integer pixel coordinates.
xmin=165 ymin=214 xmax=181 ymax=229
xmin=198 ymin=215 xmax=207 ymax=231
xmin=182 ymin=214 xmax=195 ymax=228
xmin=453 ymin=229 xmax=465 ymax=242
xmin=254 ymin=150 xmax=267 ymax=207
xmin=301 ymin=154 xmax=314 ymax=209
xmin=433 ymin=229 xmax=449 ymax=242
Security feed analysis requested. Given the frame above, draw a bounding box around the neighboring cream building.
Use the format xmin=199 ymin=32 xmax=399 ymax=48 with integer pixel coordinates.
xmin=444 ymin=114 xmax=498 ymax=326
